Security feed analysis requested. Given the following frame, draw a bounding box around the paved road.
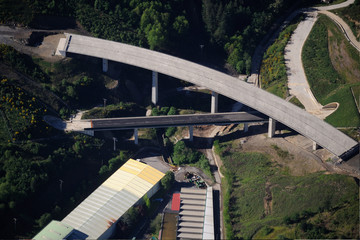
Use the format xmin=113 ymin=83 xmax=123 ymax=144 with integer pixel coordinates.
xmin=285 ymin=0 xmax=357 ymax=119
xmin=318 ymin=10 xmax=360 ymax=52
xmin=87 ymin=112 xmax=266 ymax=131
xmin=61 ymin=33 xmax=358 ymax=159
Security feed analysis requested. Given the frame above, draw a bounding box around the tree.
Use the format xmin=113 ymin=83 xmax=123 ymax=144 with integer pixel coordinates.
xmin=36 ymin=213 xmax=52 ymax=228
xmin=173 ymin=15 xmax=189 ymax=35
xmin=143 ymin=193 xmax=151 ymax=211
xmin=161 ymin=171 xmax=174 ymax=190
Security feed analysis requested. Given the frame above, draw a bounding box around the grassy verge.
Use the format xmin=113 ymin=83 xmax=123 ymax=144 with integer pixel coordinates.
xmin=260 ymin=16 xmax=302 ymax=98
xmin=302 ymin=15 xmax=360 ymax=127
xmin=331 ymin=0 xmax=360 ymax=41
xmin=215 ymin=140 xmax=359 ymax=239
xmin=289 ymin=96 xmax=305 ymax=109
xmin=82 ymin=103 xmax=146 ymax=119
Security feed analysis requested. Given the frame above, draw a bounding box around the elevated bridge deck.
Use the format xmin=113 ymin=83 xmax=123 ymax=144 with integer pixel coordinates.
xmin=85 ymin=112 xmax=266 ymax=131
xmin=62 ymin=33 xmax=358 ymax=159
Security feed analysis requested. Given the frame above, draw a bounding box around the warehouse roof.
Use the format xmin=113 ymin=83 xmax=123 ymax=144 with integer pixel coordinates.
xmin=177 ymin=187 xmax=214 ymax=240
xmin=33 ymin=220 xmax=87 ymax=240
xmin=61 ymin=159 xmax=164 ymax=239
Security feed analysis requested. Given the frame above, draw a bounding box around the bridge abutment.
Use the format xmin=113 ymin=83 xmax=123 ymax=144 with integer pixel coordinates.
xmin=312 ymin=141 xmax=318 ymax=151
xmin=152 ymin=71 xmax=158 ymax=105
xmin=268 ymin=118 xmax=276 ymax=138
xmin=211 ymin=91 xmax=218 ymax=113
xmin=102 ymin=59 xmax=108 ymax=72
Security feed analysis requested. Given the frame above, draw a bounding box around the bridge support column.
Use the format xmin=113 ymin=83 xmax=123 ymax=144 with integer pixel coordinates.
xmin=211 ymin=91 xmax=218 ymax=113
xmin=102 ymin=59 xmax=108 ymax=72
xmin=312 ymin=141 xmax=318 ymax=151
xmin=134 ymin=128 xmax=139 ymax=145
xmin=268 ymin=118 xmax=276 ymax=138
xmin=244 ymin=123 xmax=248 ymax=132
xmin=152 ymin=71 xmax=158 ymax=105
xmin=83 ymin=130 xmax=94 ymax=136
xmin=189 ymin=126 xmax=193 ymax=142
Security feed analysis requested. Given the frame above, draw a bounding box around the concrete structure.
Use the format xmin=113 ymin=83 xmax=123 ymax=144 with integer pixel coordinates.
xmin=102 ymin=58 xmax=108 ymax=72
xmin=87 ymin=112 xmax=266 ymax=131
xmin=33 ymin=220 xmax=88 ymax=240
xmin=59 ymin=33 xmax=358 ymax=159
xmin=134 ymin=128 xmax=138 ymax=145
xmin=189 ymin=125 xmax=194 ymax=142
xmin=211 ymin=91 xmax=218 ymax=114
xmin=53 ymin=159 xmax=165 ymax=239
xmin=177 ymin=187 xmax=214 ymax=240
xmin=244 ymin=123 xmax=249 ymax=132
xmin=152 ymin=71 xmax=158 ymax=105
xmin=268 ymin=118 xmax=276 ymax=138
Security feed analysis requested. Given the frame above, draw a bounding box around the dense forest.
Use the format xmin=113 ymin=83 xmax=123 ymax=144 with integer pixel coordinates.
xmin=1 ymin=0 xmax=318 ymax=74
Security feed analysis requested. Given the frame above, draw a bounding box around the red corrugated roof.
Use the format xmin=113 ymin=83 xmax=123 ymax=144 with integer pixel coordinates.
xmin=171 ymin=193 xmax=180 ymax=211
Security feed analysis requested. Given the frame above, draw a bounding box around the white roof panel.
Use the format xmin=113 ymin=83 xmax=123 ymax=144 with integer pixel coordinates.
xmin=62 ymin=159 xmax=164 ymax=239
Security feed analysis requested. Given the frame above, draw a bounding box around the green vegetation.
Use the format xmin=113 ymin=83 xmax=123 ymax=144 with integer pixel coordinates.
xmin=172 ymin=140 xmax=212 ymax=179
xmin=161 ymin=171 xmax=175 ymax=191
xmin=289 ymin=96 xmax=305 ymax=109
xmin=332 ymin=0 xmax=360 ymax=41
xmin=303 ymin=15 xmax=360 ymax=127
xmin=1 ymin=0 xmax=319 ymax=75
xmin=148 ymin=214 xmax=162 ymax=238
xmin=0 ymin=78 xmax=50 ymax=141
xmin=82 ymin=102 xmax=146 ymax=119
xmin=260 ymin=21 xmax=300 ymax=98
xmin=0 ymin=45 xmax=47 ymax=83
xmin=214 ymin=140 xmax=359 ymax=239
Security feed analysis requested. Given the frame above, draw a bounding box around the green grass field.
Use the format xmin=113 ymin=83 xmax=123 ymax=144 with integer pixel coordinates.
xmin=302 ymin=15 xmax=360 ymax=127
xmin=331 ymin=0 xmax=360 ymax=41
xmin=215 ymin=140 xmax=359 ymax=239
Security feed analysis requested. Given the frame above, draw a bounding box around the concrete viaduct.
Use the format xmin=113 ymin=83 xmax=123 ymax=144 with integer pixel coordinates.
xmin=84 ymin=112 xmax=266 ymax=144
xmin=57 ymin=33 xmax=358 ymax=160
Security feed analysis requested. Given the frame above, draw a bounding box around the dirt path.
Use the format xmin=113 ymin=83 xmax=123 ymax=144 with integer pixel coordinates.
xmin=0 ymin=25 xmax=88 ymax=62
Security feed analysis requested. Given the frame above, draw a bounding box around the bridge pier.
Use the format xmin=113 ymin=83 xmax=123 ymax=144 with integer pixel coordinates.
xmin=189 ymin=126 xmax=193 ymax=142
xmin=211 ymin=91 xmax=218 ymax=113
xmin=134 ymin=128 xmax=139 ymax=145
xmin=268 ymin=118 xmax=276 ymax=138
xmin=244 ymin=123 xmax=248 ymax=132
xmin=312 ymin=141 xmax=318 ymax=151
xmin=152 ymin=71 xmax=158 ymax=105
xmin=102 ymin=59 xmax=108 ymax=72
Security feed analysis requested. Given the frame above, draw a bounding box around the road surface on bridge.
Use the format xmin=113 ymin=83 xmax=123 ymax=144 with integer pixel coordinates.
xmin=59 ymin=33 xmax=358 ymax=159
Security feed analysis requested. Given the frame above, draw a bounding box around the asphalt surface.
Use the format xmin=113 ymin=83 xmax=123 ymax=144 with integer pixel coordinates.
xmin=86 ymin=112 xmax=267 ymax=131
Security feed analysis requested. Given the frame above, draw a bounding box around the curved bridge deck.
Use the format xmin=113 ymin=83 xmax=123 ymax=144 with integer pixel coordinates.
xmin=62 ymin=33 xmax=358 ymax=159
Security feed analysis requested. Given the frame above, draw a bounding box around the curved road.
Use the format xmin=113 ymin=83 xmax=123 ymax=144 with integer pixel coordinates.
xmin=57 ymin=33 xmax=358 ymax=159
xmin=285 ymin=0 xmax=358 ymax=118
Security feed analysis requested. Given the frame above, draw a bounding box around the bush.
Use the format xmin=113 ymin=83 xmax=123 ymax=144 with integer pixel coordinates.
xmin=161 ymin=171 xmax=174 ymax=191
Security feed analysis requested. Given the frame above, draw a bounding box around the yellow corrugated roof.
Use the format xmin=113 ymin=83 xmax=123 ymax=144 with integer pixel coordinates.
xmin=103 ymin=159 xmax=164 ymax=192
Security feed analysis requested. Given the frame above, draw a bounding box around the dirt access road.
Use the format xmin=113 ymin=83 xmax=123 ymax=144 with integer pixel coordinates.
xmin=0 ymin=25 xmax=88 ymax=62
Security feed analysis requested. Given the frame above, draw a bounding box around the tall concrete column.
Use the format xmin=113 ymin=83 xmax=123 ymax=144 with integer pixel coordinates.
xmin=312 ymin=141 xmax=318 ymax=151
xmin=152 ymin=71 xmax=158 ymax=105
xmin=268 ymin=118 xmax=276 ymax=138
xmin=244 ymin=123 xmax=248 ymax=132
xmin=189 ymin=126 xmax=193 ymax=142
xmin=134 ymin=128 xmax=139 ymax=145
xmin=102 ymin=59 xmax=108 ymax=72
xmin=211 ymin=91 xmax=218 ymax=113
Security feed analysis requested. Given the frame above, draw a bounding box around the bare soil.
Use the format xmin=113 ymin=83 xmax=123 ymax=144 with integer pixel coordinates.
xmin=328 ymin=29 xmax=360 ymax=83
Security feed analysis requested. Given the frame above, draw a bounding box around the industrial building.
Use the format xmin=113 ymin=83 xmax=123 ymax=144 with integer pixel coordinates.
xmin=177 ymin=187 xmax=214 ymax=240
xmin=34 ymin=159 xmax=165 ymax=240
